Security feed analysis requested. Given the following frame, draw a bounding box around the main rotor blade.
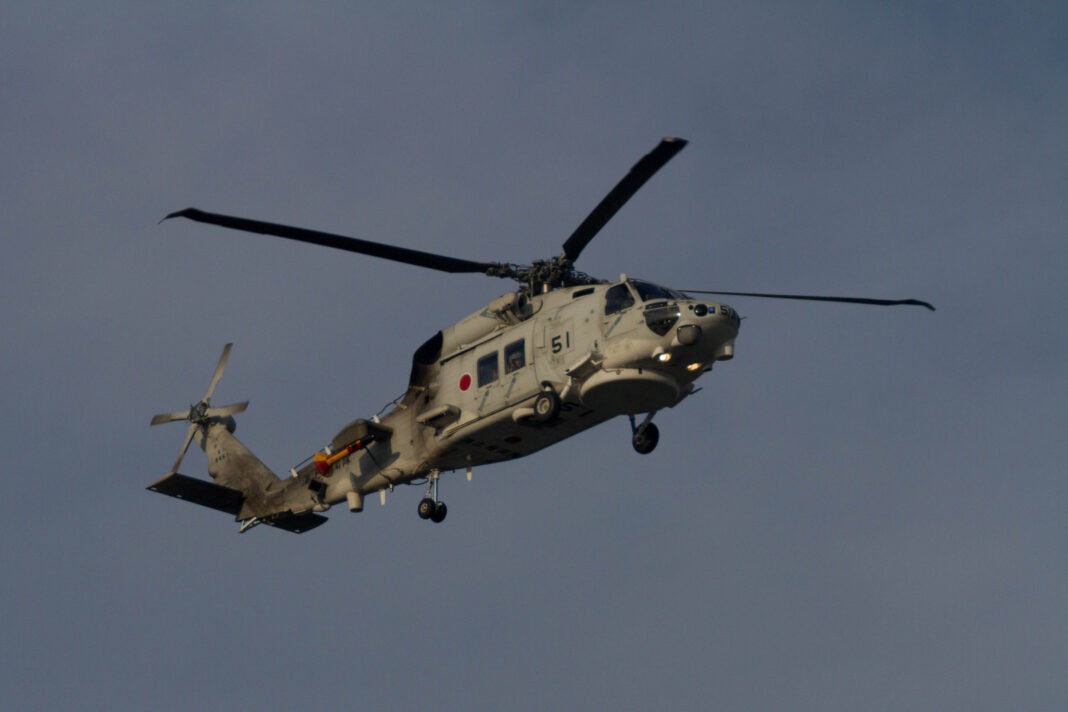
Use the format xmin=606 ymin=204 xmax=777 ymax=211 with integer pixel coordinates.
xmin=561 ymin=137 xmax=688 ymax=262
xmin=681 ymin=289 xmax=935 ymax=311
xmin=204 ymin=401 xmax=249 ymax=418
xmin=164 ymin=208 xmax=502 ymax=275
xmin=203 ymin=342 xmax=232 ymax=403
xmin=170 ymin=423 xmax=198 ymax=474
xmin=150 ymin=410 xmax=189 ymax=426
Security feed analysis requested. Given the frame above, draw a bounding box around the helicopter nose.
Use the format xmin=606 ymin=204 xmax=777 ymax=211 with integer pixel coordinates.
xmin=709 ymin=301 xmax=738 ymax=322
xmin=710 ymin=303 xmax=741 ymax=334
xmin=672 ymin=301 xmax=739 ymax=359
xmin=682 ymin=301 xmax=739 ymax=330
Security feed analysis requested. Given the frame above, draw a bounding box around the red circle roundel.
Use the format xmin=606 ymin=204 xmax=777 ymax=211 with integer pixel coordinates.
xmin=459 ymin=373 xmax=472 ymax=391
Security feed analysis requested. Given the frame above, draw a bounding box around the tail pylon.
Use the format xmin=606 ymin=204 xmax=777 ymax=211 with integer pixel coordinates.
xmin=148 ymin=344 xmax=327 ymax=534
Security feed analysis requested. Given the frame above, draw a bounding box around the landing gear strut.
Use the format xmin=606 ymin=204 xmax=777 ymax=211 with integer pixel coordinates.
xmin=417 ymin=470 xmax=447 ymax=523
xmin=629 ymin=413 xmax=660 ymax=455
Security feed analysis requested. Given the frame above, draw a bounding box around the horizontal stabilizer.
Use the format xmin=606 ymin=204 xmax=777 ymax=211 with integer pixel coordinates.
xmin=264 ymin=512 xmax=329 ymax=534
xmin=147 ymin=472 xmax=243 ymax=515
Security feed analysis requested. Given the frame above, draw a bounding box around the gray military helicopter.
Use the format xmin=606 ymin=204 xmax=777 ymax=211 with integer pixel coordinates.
xmin=149 ymin=138 xmax=933 ymax=533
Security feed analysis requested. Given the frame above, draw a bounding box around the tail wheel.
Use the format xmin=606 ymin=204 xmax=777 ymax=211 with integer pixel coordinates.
xmin=531 ymin=391 xmax=561 ymax=423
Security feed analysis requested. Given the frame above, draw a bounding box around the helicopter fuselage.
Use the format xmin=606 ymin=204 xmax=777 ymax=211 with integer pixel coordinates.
xmin=308 ymin=278 xmax=740 ymax=509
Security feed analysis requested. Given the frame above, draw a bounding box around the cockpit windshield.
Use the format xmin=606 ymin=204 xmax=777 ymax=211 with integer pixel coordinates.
xmin=630 ymin=280 xmax=686 ymax=302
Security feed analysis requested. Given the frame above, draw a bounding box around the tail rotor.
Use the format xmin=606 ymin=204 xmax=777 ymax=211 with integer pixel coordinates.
xmin=150 ymin=343 xmax=249 ymax=474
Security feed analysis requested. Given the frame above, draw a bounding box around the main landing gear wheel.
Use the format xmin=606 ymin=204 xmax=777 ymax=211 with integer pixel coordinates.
xmin=418 ymin=471 xmax=448 ymax=523
xmin=531 ymin=390 xmax=561 ymax=423
xmin=417 ymin=497 xmax=436 ymax=520
xmin=632 ymin=422 xmax=659 ymax=454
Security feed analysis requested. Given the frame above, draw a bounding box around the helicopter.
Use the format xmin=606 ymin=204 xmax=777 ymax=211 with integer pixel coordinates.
xmin=149 ymin=137 xmax=933 ymax=534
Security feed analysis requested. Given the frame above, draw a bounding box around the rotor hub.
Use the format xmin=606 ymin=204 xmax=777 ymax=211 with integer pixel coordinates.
xmin=189 ymin=401 xmax=209 ymax=423
xmin=512 ymin=256 xmax=602 ymax=294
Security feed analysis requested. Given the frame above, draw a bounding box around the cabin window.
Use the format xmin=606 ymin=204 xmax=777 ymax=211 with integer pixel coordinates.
xmin=572 ymin=287 xmax=595 ymax=299
xmin=504 ymin=339 xmax=525 ymax=374
xmin=604 ymin=283 xmax=635 ymax=316
xmin=477 ymin=352 xmax=499 ymax=386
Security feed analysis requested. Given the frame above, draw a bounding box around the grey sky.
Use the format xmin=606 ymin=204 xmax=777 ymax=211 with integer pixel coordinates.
xmin=1 ymin=2 xmax=1065 ymax=710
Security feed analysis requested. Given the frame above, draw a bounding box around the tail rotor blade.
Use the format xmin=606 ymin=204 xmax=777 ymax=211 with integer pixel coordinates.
xmin=204 ymin=401 xmax=249 ymax=418
xmin=170 ymin=423 xmax=198 ymax=474
xmin=203 ymin=343 xmax=233 ymax=403
xmin=150 ymin=410 xmax=189 ymax=426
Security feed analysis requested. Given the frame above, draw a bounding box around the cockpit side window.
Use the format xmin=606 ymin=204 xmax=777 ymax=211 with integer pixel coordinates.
xmin=604 ymin=283 xmax=635 ymax=316
xmin=504 ymin=339 xmax=525 ymax=374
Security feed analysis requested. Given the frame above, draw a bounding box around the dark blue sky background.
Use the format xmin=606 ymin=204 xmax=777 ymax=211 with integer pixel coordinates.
xmin=2 ymin=3 xmax=1065 ymax=709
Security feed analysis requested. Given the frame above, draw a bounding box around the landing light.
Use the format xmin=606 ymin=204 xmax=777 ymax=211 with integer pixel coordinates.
xmin=686 ymin=362 xmax=703 ymax=372
xmin=656 ymin=353 xmax=672 ymax=363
